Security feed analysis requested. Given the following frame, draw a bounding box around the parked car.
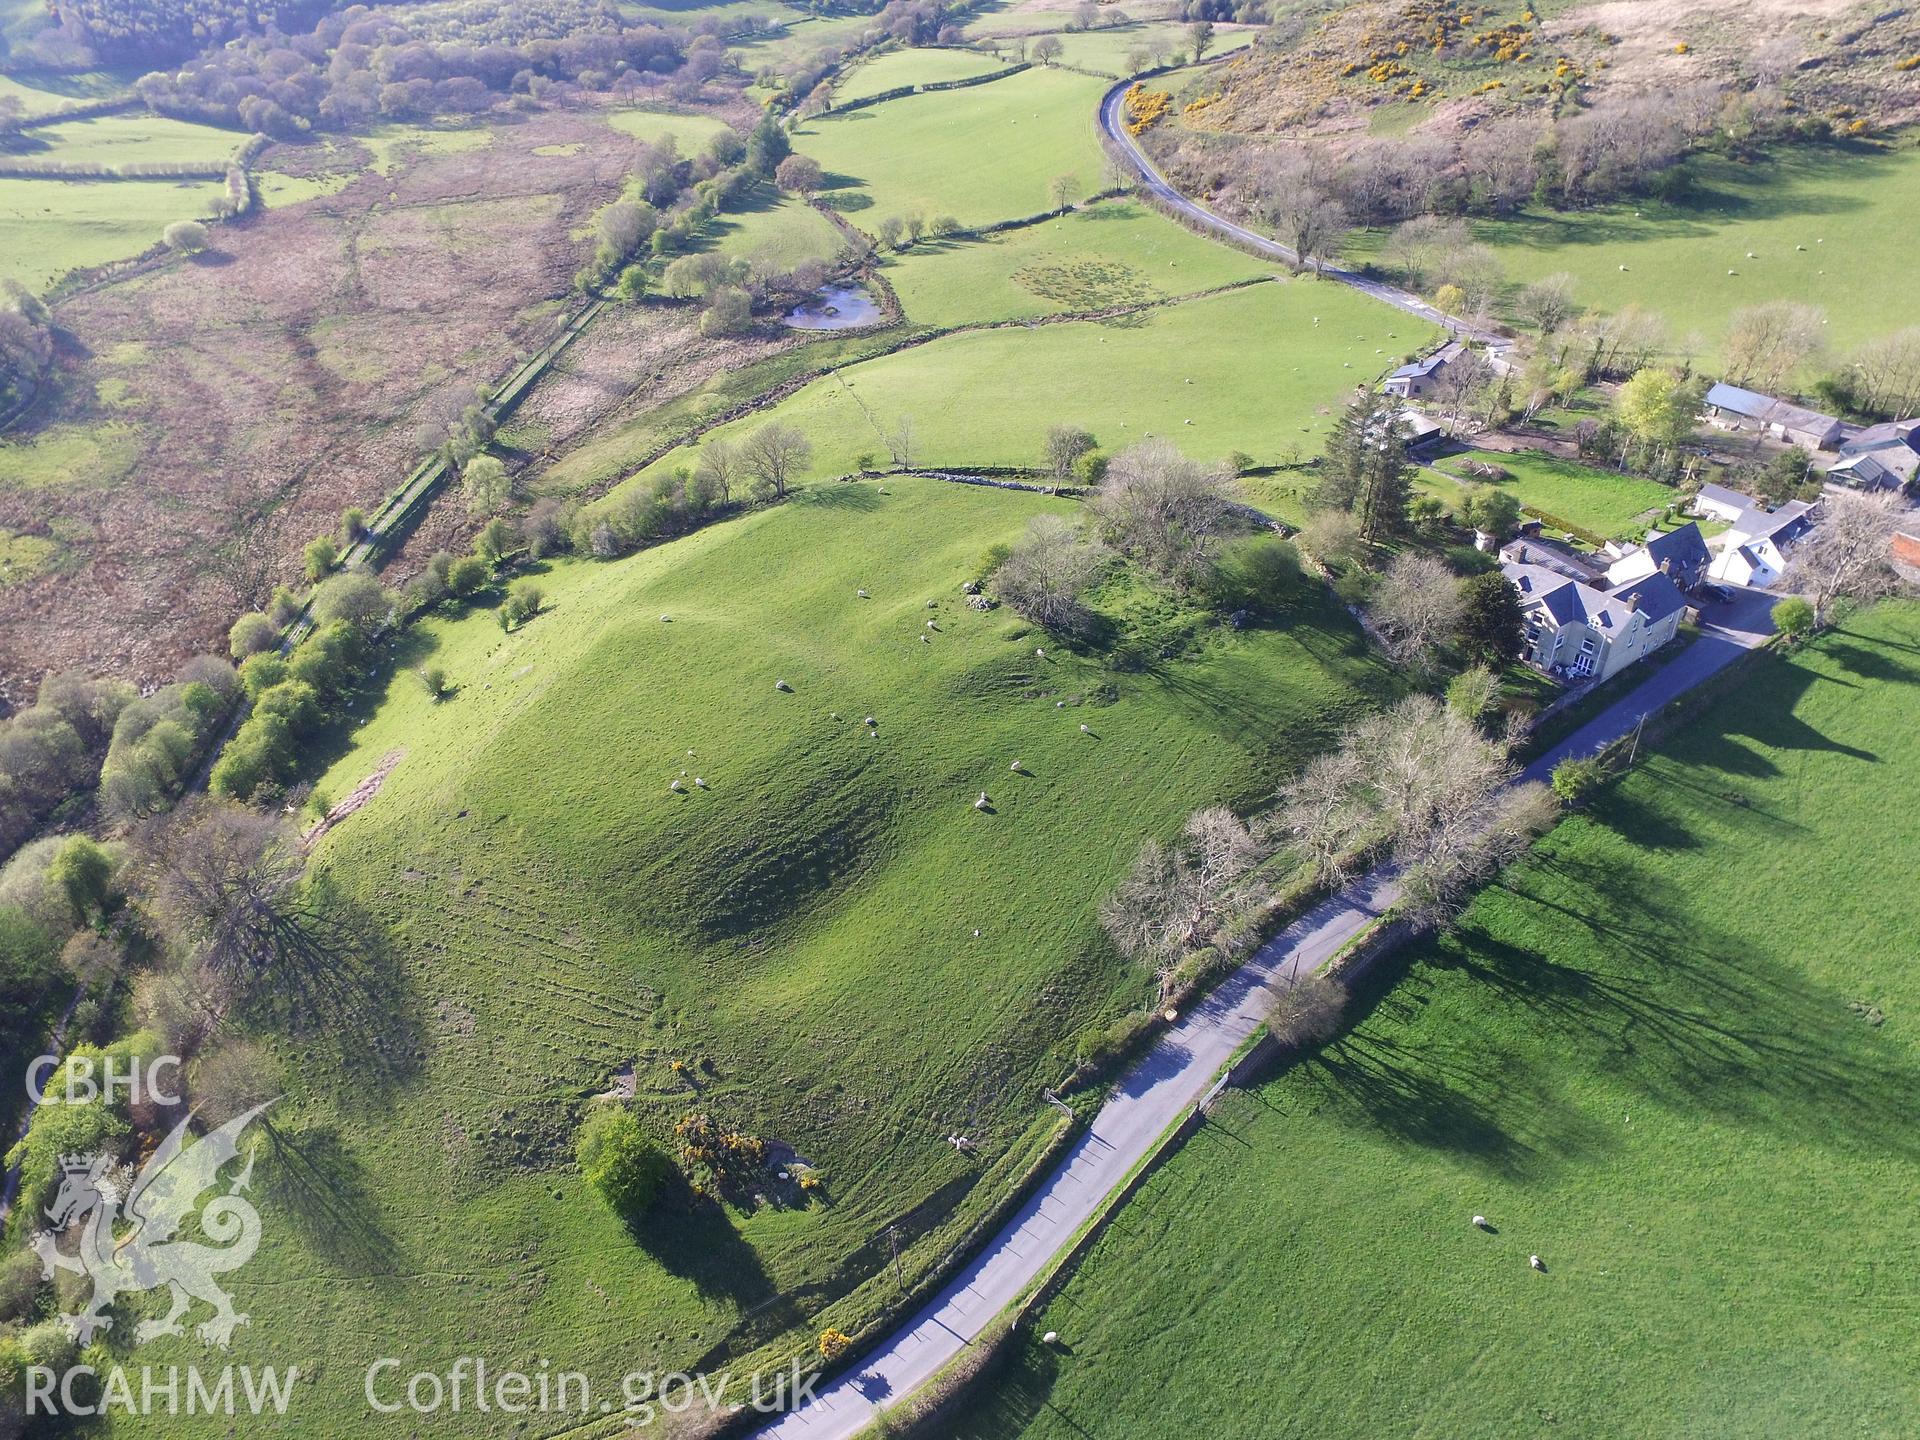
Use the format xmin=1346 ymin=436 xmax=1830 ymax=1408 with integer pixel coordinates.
xmin=1697 ymin=583 xmax=1737 ymax=605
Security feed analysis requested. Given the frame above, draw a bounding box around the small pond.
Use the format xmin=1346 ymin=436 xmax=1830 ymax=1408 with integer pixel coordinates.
xmin=782 ymin=282 xmax=883 ymax=331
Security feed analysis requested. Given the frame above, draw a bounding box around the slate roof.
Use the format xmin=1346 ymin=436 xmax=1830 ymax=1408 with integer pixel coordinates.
xmin=1612 ymin=571 xmax=1688 ymax=624
xmin=1728 ymin=500 xmax=1814 ymax=548
xmin=1695 ymin=481 xmax=1755 ymax=512
xmin=1504 ymin=562 xmax=1638 ymax=634
xmin=1642 ymin=522 xmax=1711 ymax=574
xmin=1703 ymin=383 xmax=1841 ymax=440
xmin=1387 ymin=341 xmax=1464 ymax=382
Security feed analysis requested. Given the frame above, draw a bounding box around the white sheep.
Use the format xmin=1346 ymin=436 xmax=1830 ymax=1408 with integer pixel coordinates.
xmin=694 ymin=777 xmax=708 ymax=789
xmin=1529 ymin=1254 xmax=1545 ymax=1271
xmin=1746 ymin=251 xmax=1757 ymax=259
xmin=864 ymin=715 xmax=877 ymax=727
xmin=926 ymin=619 xmax=938 ymax=630
xmin=1079 ymin=722 xmax=1091 ymax=733
xmin=857 ymin=587 xmax=870 ymax=598
xmin=1472 ymin=1215 xmax=1489 ymax=1229
xmin=1035 ymin=647 xmax=1045 ymax=658
xmin=1011 ymin=760 xmax=1023 ymax=771
xmin=975 ymin=792 xmax=989 ymax=810
xmin=1042 ymin=1331 xmax=1059 ymax=1344
xmin=926 ymin=599 xmax=937 ymax=608
xmin=775 ymin=679 xmax=792 ymax=691
xmin=1618 ymin=264 xmax=1628 ymax=272
xmin=660 ymin=614 xmax=671 ymax=622
xmin=669 ymin=779 xmax=685 ymax=792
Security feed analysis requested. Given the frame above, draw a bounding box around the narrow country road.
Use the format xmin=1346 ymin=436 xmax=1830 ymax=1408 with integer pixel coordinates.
xmin=1095 ymin=78 xmax=1499 ymax=344
xmin=753 ymin=590 xmax=1773 ymax=1439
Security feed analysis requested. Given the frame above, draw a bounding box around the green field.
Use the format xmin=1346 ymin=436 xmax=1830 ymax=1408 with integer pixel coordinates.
xmin=0 ymin=176 xmax=225 ymax=286
xmin=796 ymin=64 xmax=1112 ymax=228
xmin=14 ymin=111 xmax=239 ymax=167
xmin=1430 ymin=448 xmax=1674 ymax=539
xmin=1042 ymin=23 xmax=1254 ymax=76
xmin=946 ymin=601 xmax=1920 ymax=1440
xmin=602 ymin=104 xmax=739 ymax=151
xmin=705 ymin=179 xmax=847 ymax=270
xmin=833 ymin=45 xmax=1007 ymax=104
xmin=604 ymin=280 xmax=1430 ymax=494
xmin=102 ymin=477 xmax=1398 ymax=1434
xmin=883 ymin=197 xmax=1274 ymax=326
xmin=1462 ymin=143 xmax=1920 ymax=366
xmin=0 ymin=69 xmax=132 ymax=119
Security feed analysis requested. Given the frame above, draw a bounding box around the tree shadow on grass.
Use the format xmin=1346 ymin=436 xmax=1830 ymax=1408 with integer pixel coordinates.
xmin=806 ymin=482 xmax=882 ymax=510
xmin=263 ymin=1121 xmax=399 ymax=1275
xmin=230 ymin=876 xmax=427 ymax=1100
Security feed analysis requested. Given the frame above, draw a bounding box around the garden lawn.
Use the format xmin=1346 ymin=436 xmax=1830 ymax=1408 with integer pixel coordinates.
xmin=943 ymin=601 xmax=1920 ymax=1440
xmin=1430 ymin=448 xmax=1674 ymax=540
xmin=615 ymin=281 xmax=1431 ymax=490
xmin=883 ymin=197 xmax=1275 ymax=327
xmin=796 ymin=64 xmax=1112 ymax=229
xmin=108 ymin=477 xmax=1395 ymax=1436
xmin=0 ymin=176 xmax=226 ymax=286
xmin=833 ymin=45 xmax=1008 ymax=104
xmin=1469 ymin=143 xmax=1920 ymax=367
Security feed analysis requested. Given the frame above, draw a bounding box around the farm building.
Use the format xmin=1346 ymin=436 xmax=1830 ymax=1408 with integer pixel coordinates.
xmin=1708 ymin=500 xmax=1817 ymax=589
xmin=1505 ymin=562 xmax=1688 ymax=682
xmin=1393 ymin=410 xmax=1447 ymax=455
xmin=1827 ymin=419 xmax=1920 ymax=490
xmin=1607 ymin=522 xmax=1712 ymax=591
xmin=1702 ymin=383 xmax=1844 ymax=451
xmin=1382 ymin=341 xmax=1465 ymax=399
xmin=1691 ymin=482 xmax=1757 ymax=524
xmin=1893 ymin=529 xmax=1920 ymax=582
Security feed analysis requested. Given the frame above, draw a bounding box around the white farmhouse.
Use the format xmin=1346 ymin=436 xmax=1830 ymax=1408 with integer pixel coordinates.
xmin=1708 ymin=501 xmax=1817 ymax=589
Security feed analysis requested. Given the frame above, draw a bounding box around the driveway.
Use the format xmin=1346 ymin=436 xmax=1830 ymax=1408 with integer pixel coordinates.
xmin=753 ymin=586 xmax=1776 ymax=1440
xmin=1095 ymin=78 xmax=1499 ymax=344
xmin=1521 ymin=584 xmax=1776 ymax=784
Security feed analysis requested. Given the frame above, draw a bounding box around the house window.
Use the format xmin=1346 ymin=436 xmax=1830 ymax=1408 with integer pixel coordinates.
xmin=1571 ymin=637 xmax=1599 ymax=678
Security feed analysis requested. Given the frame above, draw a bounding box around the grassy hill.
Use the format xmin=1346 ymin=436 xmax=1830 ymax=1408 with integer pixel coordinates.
xmin=109 ymin=476 xmax=1396 ymax=1434
xmin=944 ymin=601 xmax=1920 ymax=1440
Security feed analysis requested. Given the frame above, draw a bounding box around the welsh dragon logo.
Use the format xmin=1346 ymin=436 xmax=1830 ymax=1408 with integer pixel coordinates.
xmin=32 ymin=1102 xmax=273 ymax=1348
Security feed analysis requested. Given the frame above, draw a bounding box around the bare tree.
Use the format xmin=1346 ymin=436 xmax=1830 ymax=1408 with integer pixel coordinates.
xmin=994 ymin=515 xmax=1107 ymax=633
xmin=1382 ymin=215 xmax=1472 ymax=290
xmin=1087 ymin=439 xmax=1233 ymax=590
xmin=1044 ymin=424 xmax=1095 ymax=486
xmin=1725 ymin=300 xmax=1827 ymax=393
xmin=1256 ymin=153 xmax=1348 ymax=274
xmin=692 ymin=438 xmax=738 ymax=504
xmin=739 ymin=422 xmax=812 ymax=499
xmin=1428 ymin=348 xmax=1494 ymax=433
xmin=1048 ymin=172 xmax=1080 ymax=210
xmin=1298 ymin=508 xmax=1365 ymax=568
xmin=1517 ymin=272 xmax=1577 ymax=334
xmin=1782 ymin=490 xmax=1905 ymax=627
xmin=133 ymin=806 xmax=311 ymax=990
xmin=1100 ymin=808 xmax=1267 ymax=998
xmin=1460 ymin=118 xmax=1539 ymax=215
xmin=1367 ymin=553 xmax=1465 ymax=672
xmin=1269 ymin=695 xmax=1552 ymax=923
xmin=1846 ymin=327 xmax=1920 ymax=418
xmin=885 ymin=414 xmax=915 ymax=470
xmin=1265 ymin=971 xmax=1345 ymax=1050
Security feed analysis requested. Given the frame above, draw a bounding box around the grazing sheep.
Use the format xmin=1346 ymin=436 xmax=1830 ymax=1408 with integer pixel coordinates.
xmin=926 ymin=619 xmax=938 ymax=630
xmin=1079 ymin=722 xmax=1091 ymax=733
xmin=694 ymin=777 xmax=708 ymax=789
xmin=975 ymin=793 xmax=989 ymax=811
xmin=857 ymin=588 xmax=870 ymax=599
xmin=864 ymin=715 xmax=877 ymax=726
xmin=660 ymin=614 xmax=671 ymax=622
xmin=1011 ymin=760 xmax=1023 ymax=771
xmin=1042 ymin=1331 xmax=1059 ymax=1345
xmin=1529 ymin=1254 xmax=1545 ymax=1271
xmin=670 ymin=779 xmax=685 ymax=792
xmin=775 ymin=679 xmax=792 ymax=691
xmin=830 ymin=712 xmax=841 ymax=721
xmin=1728 ymin=269 xmax=1737 ymax=275
xmin=1618 ymin=264 xmax=1629 ymax=271
xmin=1472 ymin=1215 xmax=1489 ymax=1229
xmin=1035 ymin=647 xmax=1045 ymax=658
xmin=926 ymin=599 xmax=937 ymax=608
xmin=1746 ymin=251 xmax=1756 ymax=259
xmin=1796 ymin=244 xmax=1806 ymax=251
